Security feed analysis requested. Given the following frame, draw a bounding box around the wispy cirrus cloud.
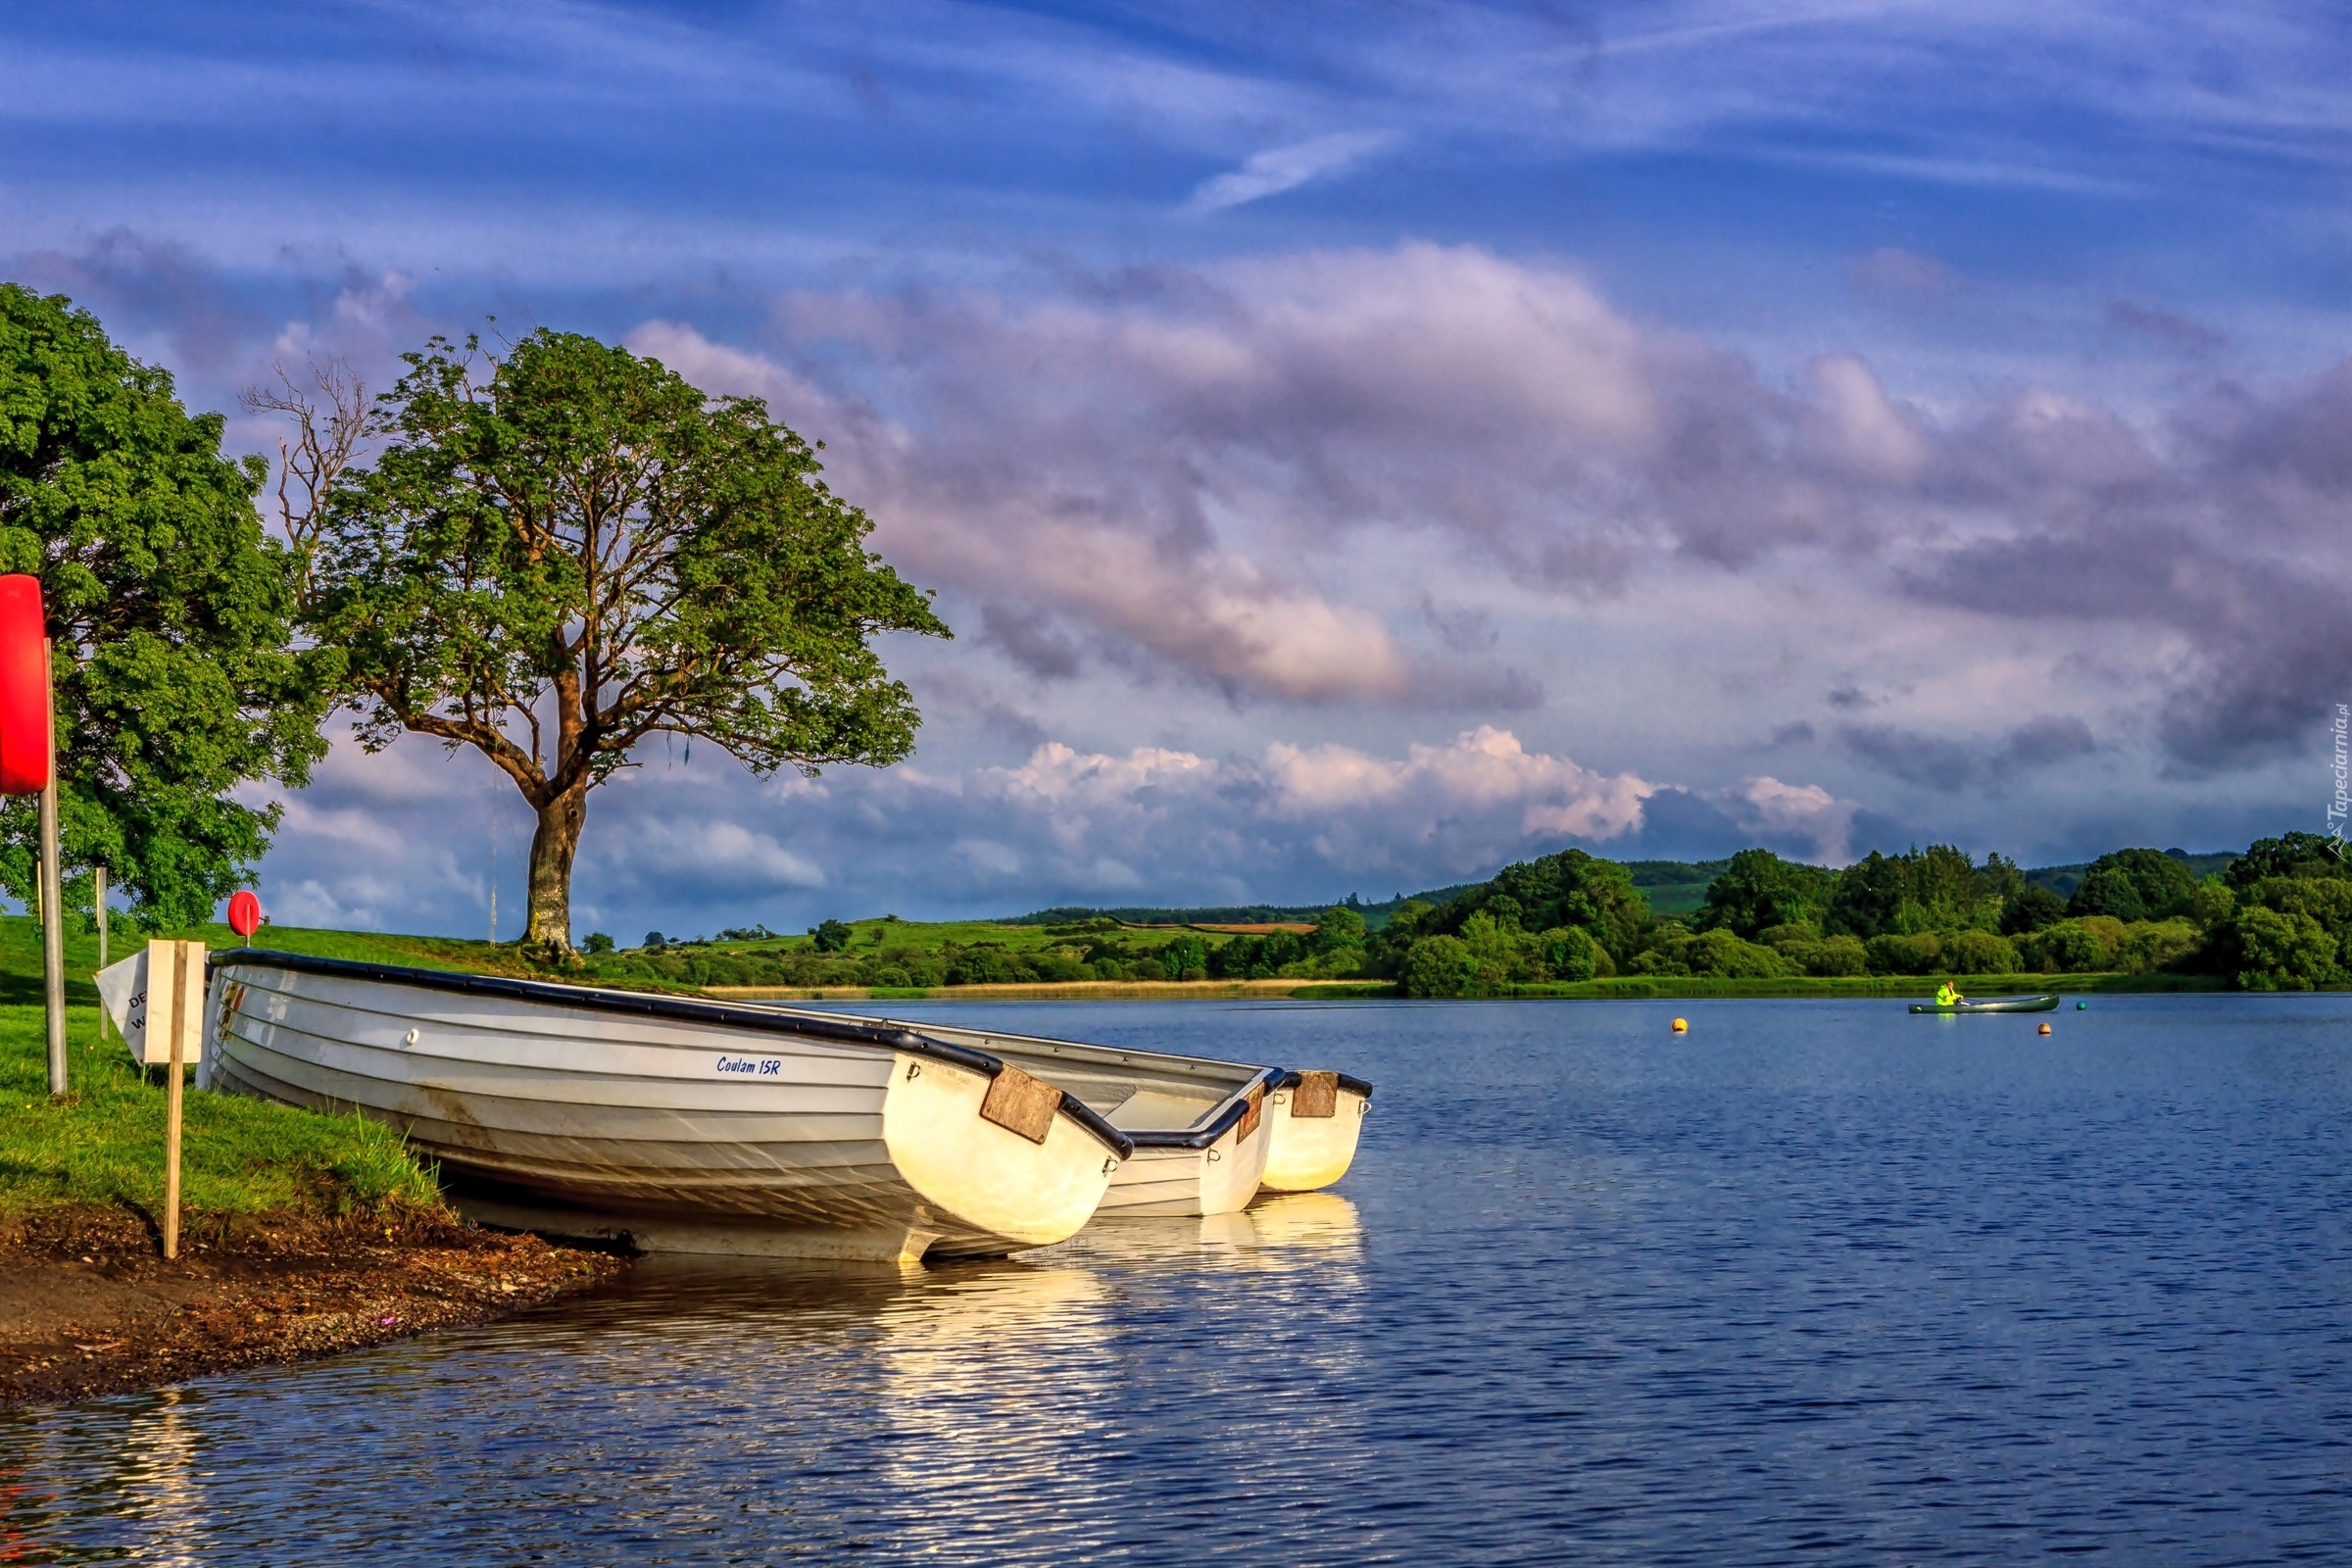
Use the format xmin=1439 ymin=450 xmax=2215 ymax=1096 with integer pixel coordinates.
xmin=1185 ymin=130 xmax=1397 ymax=213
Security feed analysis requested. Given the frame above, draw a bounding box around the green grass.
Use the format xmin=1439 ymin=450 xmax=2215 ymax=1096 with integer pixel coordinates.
xmin=0 ymin=915 xmax=441 ymax=1218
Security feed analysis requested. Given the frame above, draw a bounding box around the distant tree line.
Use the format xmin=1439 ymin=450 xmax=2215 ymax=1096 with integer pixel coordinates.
xmin=1372 ymin=834 xmax=2352 ymax=996
xmin=578 ymin=834 xmax=2352 ymax=997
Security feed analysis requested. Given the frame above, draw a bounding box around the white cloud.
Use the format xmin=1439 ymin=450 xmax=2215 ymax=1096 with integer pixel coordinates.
xmin=1717 ymin=775 xmax=1858 ymax=864
xmin=1186 ymin=130 xmax=1398 ymax=213
xmin=1264 ymin=726 xmax=1653 ymax=840
xmin=606 ymin=818 xmax=826 ymax=892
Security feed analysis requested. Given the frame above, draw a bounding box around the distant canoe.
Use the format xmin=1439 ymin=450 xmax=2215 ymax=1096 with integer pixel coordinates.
xmin=751 ymin=1005 xmax=1372 ymax=1216
xmin=202 ymin=952 xmax=1132 ymax=1263
xmin=1908 ymin=994 xmax=2062 ymax=1014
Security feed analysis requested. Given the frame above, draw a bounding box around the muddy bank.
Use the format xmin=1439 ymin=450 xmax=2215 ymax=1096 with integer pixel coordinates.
xmin=0 ymin=1206 xmax=627 ymax=1407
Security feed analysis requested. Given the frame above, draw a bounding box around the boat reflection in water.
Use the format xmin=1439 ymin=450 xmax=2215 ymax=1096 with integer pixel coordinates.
xmin=1045 ymin=1190 xmax=1364 ymax=1275
xmin=869 ymin=1263 xmax=1122 ymax=1544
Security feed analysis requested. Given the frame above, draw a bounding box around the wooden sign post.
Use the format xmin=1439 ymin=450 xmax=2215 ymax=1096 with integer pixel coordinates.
xmin=145 ymin=940 xmax=207 ymax=1261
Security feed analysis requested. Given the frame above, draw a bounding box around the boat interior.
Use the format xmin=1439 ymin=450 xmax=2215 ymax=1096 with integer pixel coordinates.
xmin=756 ymin=1004 xmax=1266 ymax=1136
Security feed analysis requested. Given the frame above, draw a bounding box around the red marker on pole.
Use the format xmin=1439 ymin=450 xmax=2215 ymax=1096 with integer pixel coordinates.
xmin=228 ymin=889 xmax=262 ymax=946
xmin=0 ymin=576 xmax=63 ymax=1096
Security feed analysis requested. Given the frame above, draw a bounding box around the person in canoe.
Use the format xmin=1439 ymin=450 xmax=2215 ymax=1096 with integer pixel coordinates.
xmin=1934 ymin=979 xmax=1966 ymax=1008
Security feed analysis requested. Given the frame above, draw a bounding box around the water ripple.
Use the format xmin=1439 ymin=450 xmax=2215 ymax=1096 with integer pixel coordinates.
xmin=5 ymin=995 xmax=2350 ymax=1564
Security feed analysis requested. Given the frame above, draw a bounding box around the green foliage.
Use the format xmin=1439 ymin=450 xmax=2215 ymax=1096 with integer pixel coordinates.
xmin=1400 ymin=934 xmax=1478 ymax=999
xmin=2067 ymin=848 xmax=2196 ymax=921
xmin=0 ymin=286 xmax=328 ymax=929
xmin=2000 ymin=881 xmax=2068 ymax=935
xmin=309 ymin=328 xmax=949 ymax=955
xmin=1826 ymin=845 xmax=2001 ymax=938
xmin=1697 ymin=849 xmax=1838 ymax=939
xmin=1313 ymin=906 xmax=1368 ymax=951
xmin=2225 ymin=833 xmax=2340 ymax=888
xmin=809 ymin=918 xmax=853 ymax=954
xmin=1940 ymin=928 xmax=2020 ymax=975
xmin=580 ymin=931 xmax=614 ymax=955
xmin=1536 ymin=925 xmax=1600 ymax=982
xmin=2018 ymin=918 xmax=2109 ymax=973
xmin=1865 ymin=931 xmax=1944 ymax=976
xmin=1399 ymin=849 xmax=1647 ymax=969
xmin=2229 ymin=905 xmax=2338 ymax=990
xmin=1159 ymin=933 xmax=1209 ymax=982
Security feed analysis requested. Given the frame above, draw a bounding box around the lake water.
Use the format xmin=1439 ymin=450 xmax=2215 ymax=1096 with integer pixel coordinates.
xmin=6 ymin=995 xmax=2351 ymax=1564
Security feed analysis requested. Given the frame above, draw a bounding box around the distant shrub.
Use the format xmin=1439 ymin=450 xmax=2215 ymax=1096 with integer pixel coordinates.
xmin=1402 ymin=935 xmax=1478 ymax=998
xmin=1681 ymin=928 xmax=1794 ymax=979
xmin=2017 ymin=918 xmax=2115 ymax=973
xmin=1537 ymin=925 xmax=1599 ymax=982
xmin=809 ymin=919 xmax=853 ymax=954
xmin=948 ymin=947 xmax=1017 ymax=985
xmin=2230 ymin=906 xmax=2339 ymax=991
xmin=581 ymin=931 xmax=615 ymax=955
xmin=2117 ymin=918 xmax=2199 ymax=974
xmin=1800 ymin=934 xmax=1869 ymax=976
xmin=1941 ymin=929 xmax=2018 ymax=975
xmin=1865 ymin=932 xmax=1943 ymax=975
xmin=1159 ymin=934 xmax=1209 ymax=982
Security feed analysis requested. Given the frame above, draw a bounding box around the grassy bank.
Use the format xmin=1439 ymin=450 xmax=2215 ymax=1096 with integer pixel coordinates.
xmin=0 ymin=915 xmax=439 ymax=1218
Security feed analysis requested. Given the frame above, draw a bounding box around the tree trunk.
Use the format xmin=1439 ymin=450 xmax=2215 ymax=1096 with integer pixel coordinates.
xmin=522 ymin=780 xmax=589 ymax=960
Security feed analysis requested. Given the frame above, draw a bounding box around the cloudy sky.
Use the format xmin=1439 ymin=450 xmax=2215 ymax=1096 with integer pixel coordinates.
xmin=5 ymin=1 xmax=2349 ymax=939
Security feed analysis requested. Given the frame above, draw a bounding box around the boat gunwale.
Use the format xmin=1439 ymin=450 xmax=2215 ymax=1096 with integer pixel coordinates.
xmin=751 ymin=1004 xmax=1377 ymax=1117
xmin=1120 ymin=1066 xmax=1284 ymax=1151
xmin=1271 ymin=1067 xmax=1376 ymax=1101
xmin=211 ymin=950 xmax=1137 ymax=1159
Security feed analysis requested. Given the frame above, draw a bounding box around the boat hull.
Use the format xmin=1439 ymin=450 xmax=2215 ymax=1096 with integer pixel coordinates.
xmin=1097 ymin=1112 xmax=1274 ymax=1218
xmin=206 ymin=956 xmax=1124 ymax=1262
xmin=1259 ymin=1074 xmax=1371 ymax=1193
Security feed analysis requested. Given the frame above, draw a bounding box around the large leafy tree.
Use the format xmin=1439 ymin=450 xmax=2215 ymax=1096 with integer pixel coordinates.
xmin=309 ymin=329 xmax=949 ymax=959
xmin=1694 ymin=848 xmax=1838 ymax=939
xmin=0 ymin=285 xmax=328 ymax=928
xmin=2067 ymin=847 xmax=2196 ymax=921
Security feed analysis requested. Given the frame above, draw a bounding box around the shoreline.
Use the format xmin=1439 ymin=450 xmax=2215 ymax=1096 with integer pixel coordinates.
xmin=0 ymin=1206 xmax=628 ymax=1408
xmin=705 ymin=972 xmax=2230 ymax=1004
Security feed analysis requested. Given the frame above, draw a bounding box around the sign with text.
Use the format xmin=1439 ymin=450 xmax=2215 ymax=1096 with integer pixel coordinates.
xmin=96 ymin=942 xmax=209 ymax=1067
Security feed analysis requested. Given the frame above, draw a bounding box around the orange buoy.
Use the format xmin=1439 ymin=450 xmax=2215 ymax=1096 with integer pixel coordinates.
xmin=1671 ymin=1017 xmax=1688 ymax=1034
xmin=2037 ymin=1022 xmax=2052 ymax=1035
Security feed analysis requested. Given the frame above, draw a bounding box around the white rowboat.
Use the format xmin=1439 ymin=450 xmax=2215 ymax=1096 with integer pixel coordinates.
xmin=201 ymin=952 xmax=1133 ymax=1263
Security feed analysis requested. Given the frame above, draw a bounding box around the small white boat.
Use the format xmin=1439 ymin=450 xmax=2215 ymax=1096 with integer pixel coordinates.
xmin=1259 ymin=1069 xmax=1374 ymax=1193
xmin=749 ymin=1005 xmax=1372 ymax=1215
xmin=199 ymin=952 xmax=1132 ymax=1263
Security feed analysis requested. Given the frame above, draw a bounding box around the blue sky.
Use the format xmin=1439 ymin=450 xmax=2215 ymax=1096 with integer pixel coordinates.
xmin=5 ymin=2 xmax=2350 ymax=937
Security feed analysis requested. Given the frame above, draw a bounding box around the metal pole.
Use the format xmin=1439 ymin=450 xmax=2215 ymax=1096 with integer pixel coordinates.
xmin=94 ymin=862 xmax=108 ymax=1041
xmin=40 ymin=638 xmax=66 ymax=1098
